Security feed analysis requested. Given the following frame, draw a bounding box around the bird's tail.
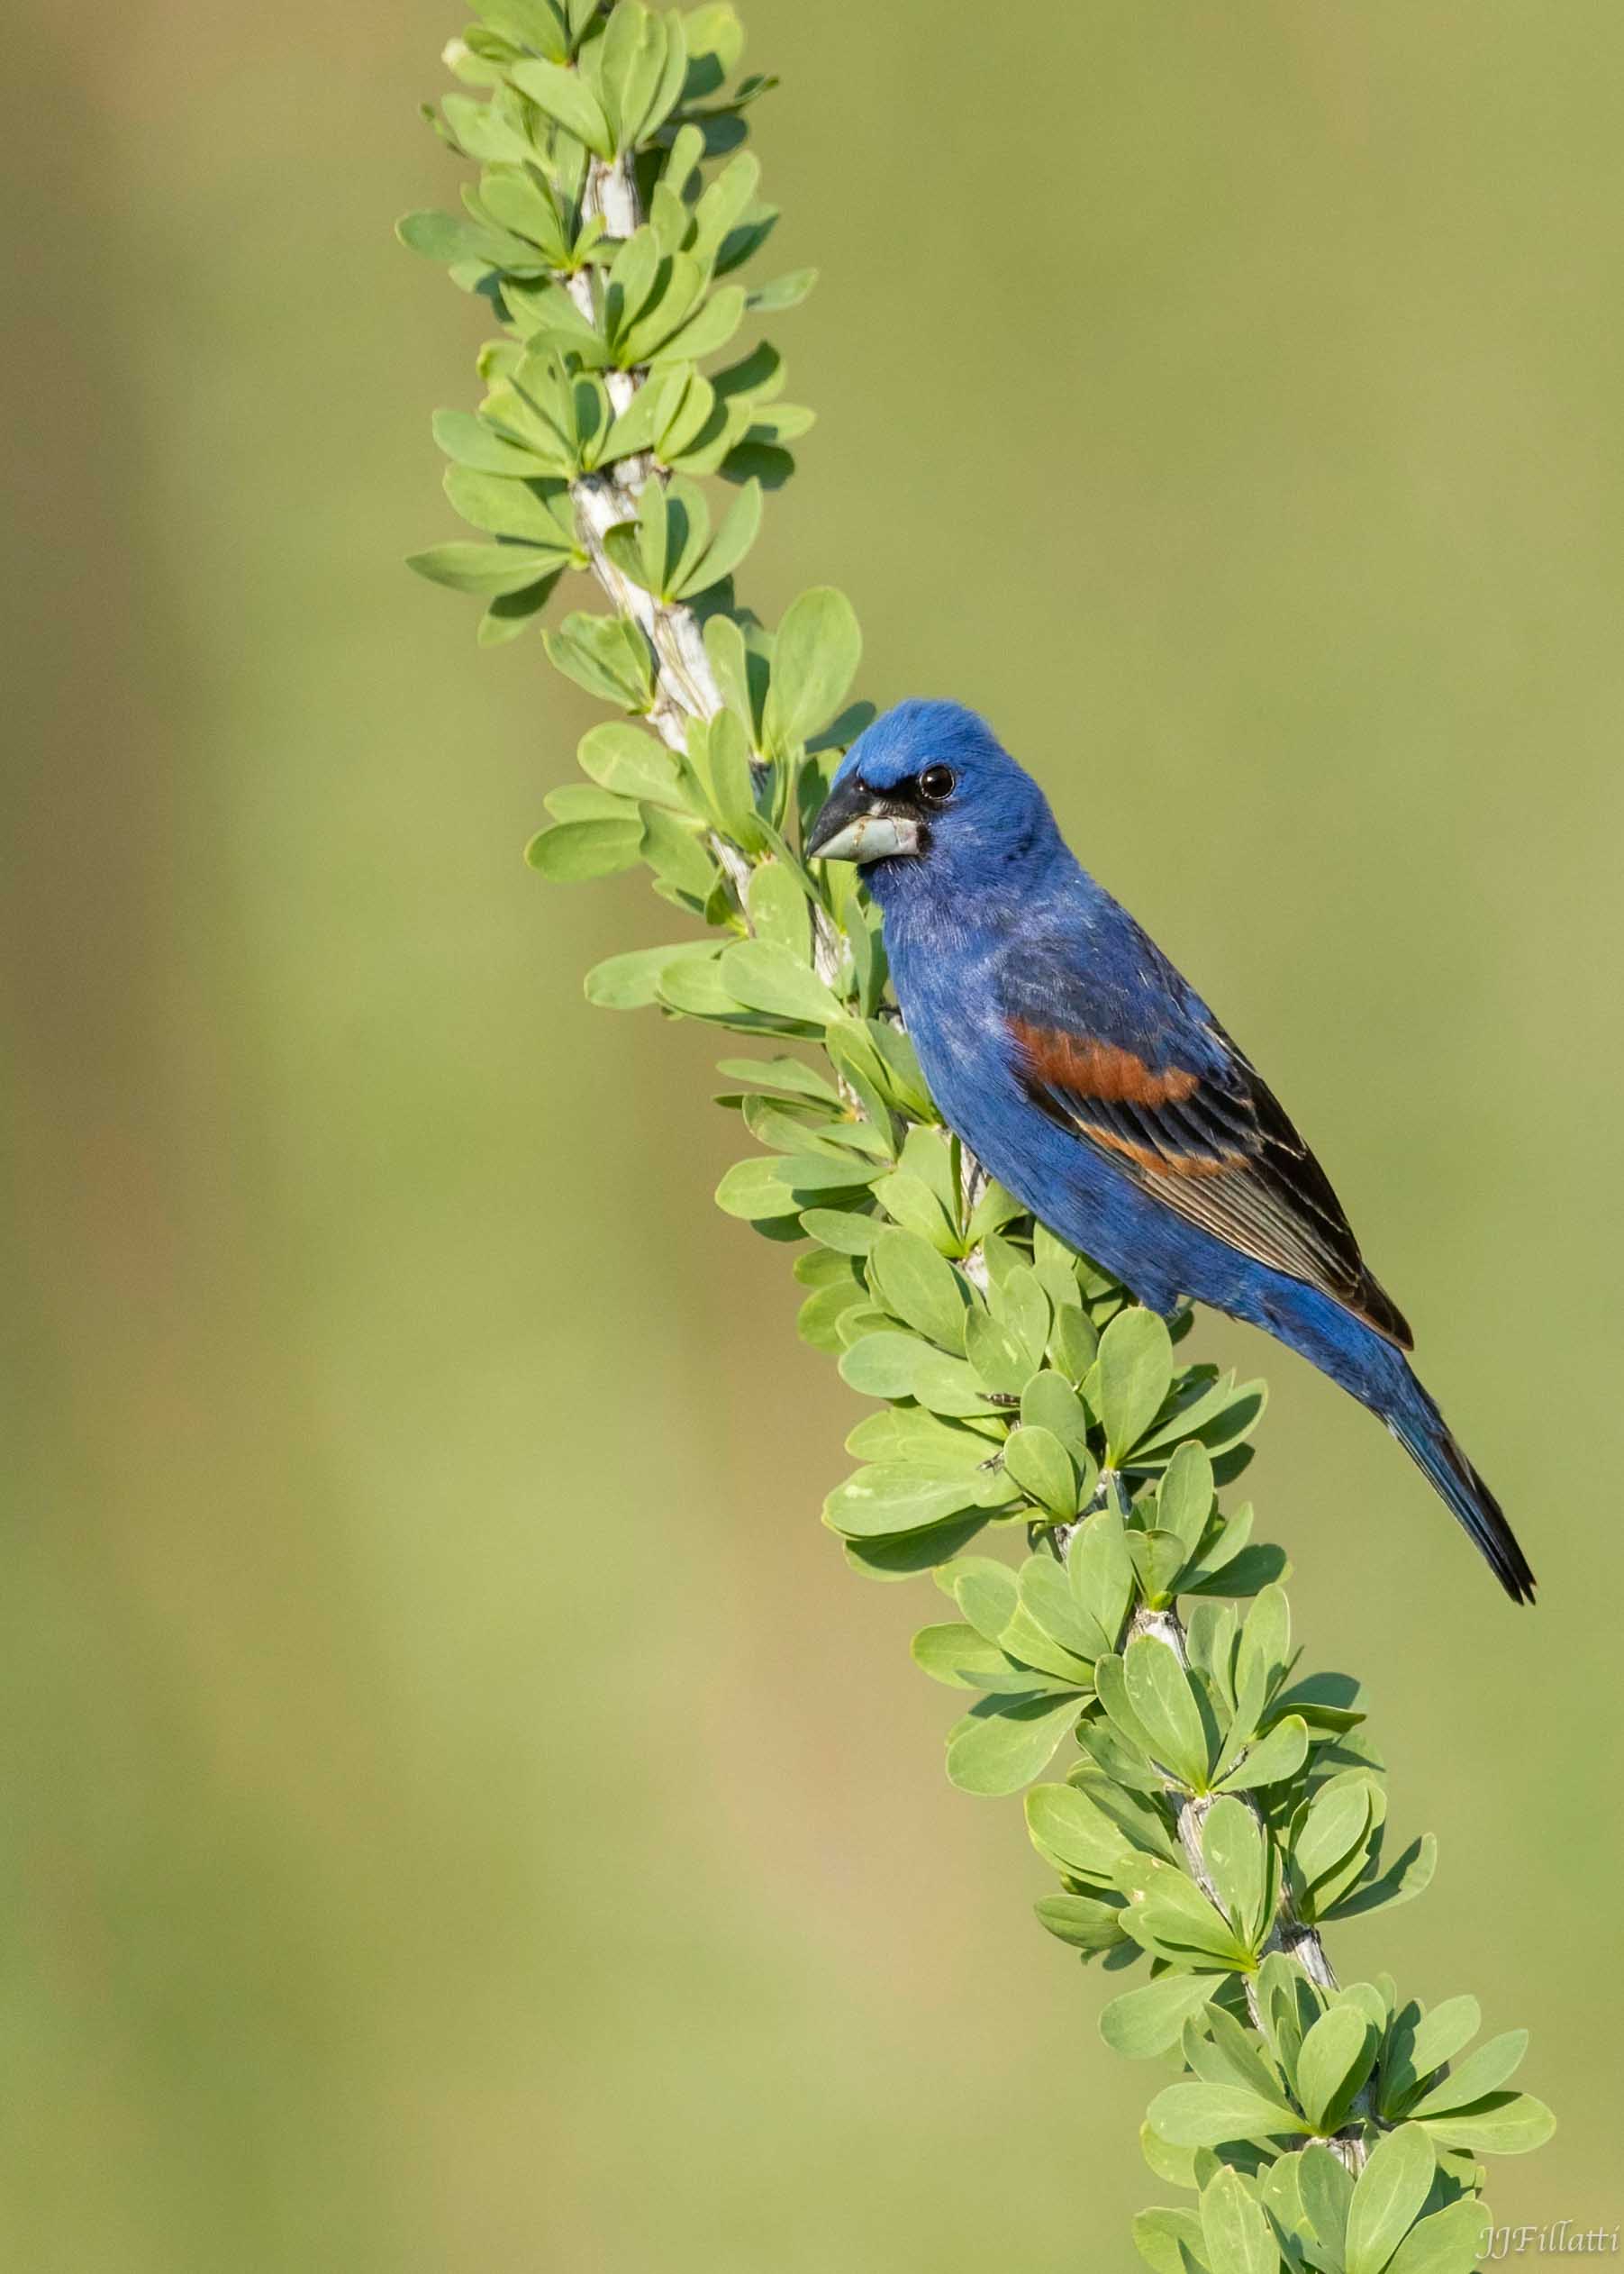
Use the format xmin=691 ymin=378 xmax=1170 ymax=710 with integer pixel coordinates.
xmin=1384 ymin=1369 xmax=1536 ymax=1605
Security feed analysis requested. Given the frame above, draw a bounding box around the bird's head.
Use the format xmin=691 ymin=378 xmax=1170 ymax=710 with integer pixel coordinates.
xmin=804 ymin=699 xmax=1062 ymax=909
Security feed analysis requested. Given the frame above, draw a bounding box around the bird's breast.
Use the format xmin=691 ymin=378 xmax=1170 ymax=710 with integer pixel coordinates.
xmin=885 ymin=927 xmax=1018 ymax=1142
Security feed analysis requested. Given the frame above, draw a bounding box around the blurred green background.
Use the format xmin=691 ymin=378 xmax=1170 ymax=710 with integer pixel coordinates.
xmin=5 ymin=2 xmax=1623 ymax=2265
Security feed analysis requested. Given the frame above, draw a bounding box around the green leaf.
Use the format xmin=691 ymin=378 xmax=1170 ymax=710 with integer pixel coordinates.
xmin=1048 ymin=1313 xmax=1098 ymax=1396
xmin=1393 ymin=1997 xmax=1481 ymax=2100
xmin=1199 ymin=2167 xmax=1278 ymax=2274
xmin=595 ymin=0 xmax=686 ymax=149
xmin=1235 ymin=1586 xmax=1292 ymax=1706
xmin=825 ymin=1464 xmax=998 ymax=1542
xmin=682 ymin=0 xmax=745 ymax=75
xmin=504 ymin=281 xmax=610 ymax=366
xmin=476 ymin=163 xmax=571 ymax=255
xmin=764 ymin=588 xmax=863 ymax=754
xmin=1255 ymin=1952 xmax=1322 ymax=2080
xmin=1070 ymin=1511 xmax=1133 ymax=1653
xmin=846 ymin=1406 xmax=997 ymax=1469
xmin=576 ymin=721 xmax=685 ymax=805
xmin=1074 ymin=1760 xmax=1184 ymax=1859
xmin=1034 ymin=1893 xmax=1125 ymax=1952
xmin=963 ymin=1307 xmax=1031 ymax=1396
xmin=945 ymin=1694 xmax=1081 ymax=1796
xmin=995 ymin=1601 xmax=1095 ymax=1687
xmin=1140 ymin=2124 xmax=1204 ymax=2195
xmin=1406 ymin=2032 xmax=1528 ymax=2119
xmin=689 ymin=149 xmax=762 ymax=258
xmin=1189 ymin=2005 xmax=1289 ymax=2106
xmin=1096 ymin=1307 xmax=1175 ymax=1463
xmin=524 ymin=815 xmax=642 ymax=878
xmin=678 ymin=476 xmax=763 ymax=596
xmin=444 ymin=465 xmax=576 ymax=547
xmin=1414 ymin=2092 xmax=1554 ymax=2156
xmin=1177 ymin=1506 xmax=1264 ymax=1597
xmin=715 ymin=1153 xmax=879 ymax=1221
xmin=839 ymin=1332 xmax=995 ymax=1417
xmin=1020 ymin=1372 xmax=1092 ymax=1460
xmin=1296 ymin=2005 xmax=1378 ymax=2134
xmin=967 ymin=1177 xmax=1026 ymax=1245
xmin=1116 ymin=1854 xmax=1251 ymax=1968
xmin=949 ymin=1559 xmax=1019 ymax=1642
xmin=1148 ymin=2081 xmax=1306 ymax=2150
xmin=1094 ymin=1651 xmax=1162 ymax=1765
xmin=1157 ymin=1441 xmax=1215 ymax=1553
xmin=639 ymin=803 xmax=715 ymax=900
xmin=798 ymin=1279 xmax=869 ymax=1351
xmin=842 ymin=1512 xmax=991 ymax=1582
xmin=1201 ymin=1796 xmax=1269 ymax=1952
xmin=702 ymin=610 xmax=757 ymax=729
xmin=479 ymin=573 xmax=562 ymax=643
xmin=1101 ymin=1972 xmax=1224 ymax=2060
xmin=478 ymin=0 xmax=573 ymax=59
xmin=802 ymin=1205 xmax=882 ymax=1254
xmin=1292 ymin=1778 xmax=1375 ymax=1904
xmin=1345 ymin=2124 xmax=1436 ymax=2274
xmin=719 ymin=939 xmax=843 ymax=1025
xmin=646 ymin=283 xmax=747 ymax=367
xmin=911 ymin=1622 xmax=1014 ymax=1689
xmin=1297 ymin=2141 xmax=1354 ymax=2265
xmin=432 ymin=407 xmax=551 ymax=475
xmin=1272 ymin=1671 xmax=1365 ymax=1735
xmin=1384 ymin=2198 xmax=1497 ymax=2274
xmin=1136 ymin=1374 xmax=1268 ymax=1461
xmin=508 ymin=55 xmax=614 ymax=155
xmin=867 ymin=1229 xmax=968 ymax=1352
xmin=1024 ymin=1780 xmax=1131 ymax=1881
xmin=545 ymin=612 xmax=654 ymax=708
xmin=409 ymin=540 xmax=562 ymax=594
xmin=585 ymin=940 xmax=716 ymax=1007
xmin=1133 ymin=2208 xmax=1210 ymax=2274
xmin=1215 ymin=1714 xmax=1309 ymax=1795
xmin=990 ymin=1265 xmax=1050 ymax=1371
xmin=747 ymin=264 xmax=818 ymax=310
xmin=1016 ymin=1556 xmax=1105 ymax=1665
xmin=1003 ymin=1425 xmax=1077 ymax=1519
xmin=544 ymin=784 xmax=634 ymax=823
xmin=1130 ymin=1526 xmax=1193 ymax=1610
xmin=658 ymin=951 xmax=758 ymax=1021
xmin=867 ymin=1023 xmax=934 ymax=1120
xmin=398 ymin=207 xmax=540 ymax=270
xmin=1122 ymin=1634 xmax=1211 ymax=1789
xmin=689 ymin=709 xmax=760 ymax=843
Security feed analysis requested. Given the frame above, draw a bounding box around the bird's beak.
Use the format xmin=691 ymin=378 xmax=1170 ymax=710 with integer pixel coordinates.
xmin=804 ymin=777 xmax=921 ymax=864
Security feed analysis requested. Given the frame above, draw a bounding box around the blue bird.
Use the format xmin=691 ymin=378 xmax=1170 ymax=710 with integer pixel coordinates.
xmin=804 ymin=699 xmax=1534 ymax=1603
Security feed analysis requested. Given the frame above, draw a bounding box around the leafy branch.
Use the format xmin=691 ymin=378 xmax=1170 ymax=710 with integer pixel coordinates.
xmin=398 ymin=8 xmax=1553 ymax=2267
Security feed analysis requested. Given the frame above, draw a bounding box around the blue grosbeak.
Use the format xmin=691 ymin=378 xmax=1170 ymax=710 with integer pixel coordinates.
xmin=806 ymin=700 xmax=1534 ymax=1602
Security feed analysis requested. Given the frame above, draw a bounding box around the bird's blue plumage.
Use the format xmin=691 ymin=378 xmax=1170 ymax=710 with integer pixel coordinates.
xmin=807 ymin=699 xmax=1534 ymax=1602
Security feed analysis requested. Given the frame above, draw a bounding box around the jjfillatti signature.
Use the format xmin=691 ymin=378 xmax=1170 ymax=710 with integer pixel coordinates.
xmin=1483 ymin=2224 xmax=1620 ymax=2260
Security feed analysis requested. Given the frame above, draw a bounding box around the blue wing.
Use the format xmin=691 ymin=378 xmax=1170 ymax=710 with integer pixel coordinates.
xmin=995 ymin=925 xmax=1413 ymax=1351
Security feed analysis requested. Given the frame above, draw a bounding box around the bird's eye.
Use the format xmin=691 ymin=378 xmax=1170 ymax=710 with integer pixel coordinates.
xmin=918 ymin=764 xmax=957 ymax=804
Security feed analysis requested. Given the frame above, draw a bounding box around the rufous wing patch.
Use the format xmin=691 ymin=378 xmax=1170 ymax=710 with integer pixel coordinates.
xmin=1008 ymin=1020 xmax=1202 ymax=1109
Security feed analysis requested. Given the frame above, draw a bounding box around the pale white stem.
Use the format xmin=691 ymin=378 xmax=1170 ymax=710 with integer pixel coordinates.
xmin=566 ymin=156 xmax=723 ymax=743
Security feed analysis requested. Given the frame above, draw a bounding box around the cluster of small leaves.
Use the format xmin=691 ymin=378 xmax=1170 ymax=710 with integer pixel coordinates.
xmin=402 ymin=0 xmax=811 ymax=647
xmin=1130 ymin=1975 xmax=1549 ymax=2273
xmin=401 ymin=11 xmax=1551 ymax=2266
